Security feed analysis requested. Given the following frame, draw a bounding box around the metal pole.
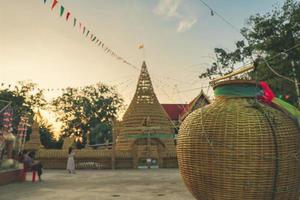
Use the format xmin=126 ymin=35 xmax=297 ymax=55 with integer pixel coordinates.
xmin=291 ymin=60 xmax=300 ymax=109
xmin=111 ymin=120 xmax=116 ymax=170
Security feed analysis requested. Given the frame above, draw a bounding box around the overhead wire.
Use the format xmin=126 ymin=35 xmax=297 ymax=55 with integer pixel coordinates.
xmin=198 ymin=0 xmax=241 ymax=35
xmin=198 ymin=0 xmax=300 ymax=86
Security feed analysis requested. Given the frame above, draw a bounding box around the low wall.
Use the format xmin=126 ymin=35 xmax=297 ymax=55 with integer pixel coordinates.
xmin=162 ymin=157 xmax=178 ymax=168
xmin=36 ymin=149 xmax=177 ymax=169
xmin=0 ymin=168 xmax=24 ymax=185
xmin=36 ymin=149 xmax=134 ymax=169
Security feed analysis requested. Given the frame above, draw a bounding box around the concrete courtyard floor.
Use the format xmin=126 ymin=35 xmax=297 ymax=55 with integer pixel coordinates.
xmin=0 ymin=169 xmax=194 ymax=200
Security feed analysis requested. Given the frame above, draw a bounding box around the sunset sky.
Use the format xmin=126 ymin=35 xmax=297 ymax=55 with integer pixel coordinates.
xmin=1 ymin=0 xmax=286 ymax=108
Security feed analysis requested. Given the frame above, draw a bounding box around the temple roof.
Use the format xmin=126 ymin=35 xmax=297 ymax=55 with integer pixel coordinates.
xmin=161 ymin=90 xmax=211 ymax=121
xmin=161 ymin=104 xmax=188 ymax=121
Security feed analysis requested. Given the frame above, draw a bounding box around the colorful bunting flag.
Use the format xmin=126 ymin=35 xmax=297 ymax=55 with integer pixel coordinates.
xmin=73 ymin=18 xmax=77 ymax=27
xmin=66 ymin=12 xmax=70 ymax=21
xmin=51 ymin=0 xmax=58 ymax=10
xmin=60 ymin=6 xmax=65 ymax=17
xmin=42 ymin=0 xmax=137 ymax=71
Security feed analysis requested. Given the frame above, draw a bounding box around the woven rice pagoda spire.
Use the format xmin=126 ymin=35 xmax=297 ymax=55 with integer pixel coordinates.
xmin=24 ymin=115 xmax=42 ymax=151
xmin=116 ymin=61 xmax=175 ymax=154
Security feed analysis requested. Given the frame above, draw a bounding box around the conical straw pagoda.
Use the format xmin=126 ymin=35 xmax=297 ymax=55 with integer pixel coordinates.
xmin=116 ymin=61 xmax=175 ymax=161
xmin=24 ymin=116 xmax=42 ymax=151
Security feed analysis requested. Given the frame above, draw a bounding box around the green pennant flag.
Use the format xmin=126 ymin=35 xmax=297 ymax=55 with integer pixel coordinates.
xmin=60 ymin=6 xmax=65 ymax=17
xmin=86 ymin=30 xmax=90 ymax=37
xmin=73 ymin=18 xmax=77 ymax=27
xmin=92 ymin=36 xmax=96 ymax=42
xmin=44 ymin=0 xmax=47 ymax=4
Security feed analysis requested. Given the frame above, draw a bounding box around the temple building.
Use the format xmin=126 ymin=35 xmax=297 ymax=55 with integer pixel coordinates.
xmin=161 ymin=89 xmax=211 ymax=133
xmin=116 ymin=61 xmax=176 ymax=167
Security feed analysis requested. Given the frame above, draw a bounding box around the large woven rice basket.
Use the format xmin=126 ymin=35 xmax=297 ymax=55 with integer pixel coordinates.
xmin=177 ymin=80 xmax=300 ymax=200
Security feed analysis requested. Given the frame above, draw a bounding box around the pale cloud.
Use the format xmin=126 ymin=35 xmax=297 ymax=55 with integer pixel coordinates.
xmin=177 ymin=18 xmax=197 ymax=32
xmin=154 ymin=0 xmax=197 ymax=33
xmin=154 ymin=0 xmax=181 ymax=18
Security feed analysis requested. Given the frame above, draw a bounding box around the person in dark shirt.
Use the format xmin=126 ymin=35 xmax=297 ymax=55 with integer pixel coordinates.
xmin=23 ymin=151 xmax=43 ymax=181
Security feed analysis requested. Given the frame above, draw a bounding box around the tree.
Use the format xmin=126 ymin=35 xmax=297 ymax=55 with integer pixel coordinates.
xmin=52 ymin=83 xmax=123 ymax=146
xmin=0 ymin=81 xmax=46 ymax=134
xmin=90 ymin=122 xmax=112 ymax=145
xmin=39 ymin=120 xmax=63 ymax=149
xmin=200 ymin=0 xmax=300 ymax=106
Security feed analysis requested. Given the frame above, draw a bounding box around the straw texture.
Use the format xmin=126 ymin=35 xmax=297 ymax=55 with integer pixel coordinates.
xmin=177 ymin=80 xmax=300 ymax=200
xmin=116 ymin=61 xmax=175 ymax=153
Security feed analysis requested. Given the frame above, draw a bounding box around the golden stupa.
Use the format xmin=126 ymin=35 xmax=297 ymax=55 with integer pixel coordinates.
xmin=116 ymin=61 xmax=175 ymax=166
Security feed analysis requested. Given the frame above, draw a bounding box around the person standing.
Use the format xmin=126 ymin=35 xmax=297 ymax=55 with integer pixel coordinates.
xmin=66 ymin=147 xmax=75 ymax=174
xmin=23 ymin=151 xmax=43 ymax=181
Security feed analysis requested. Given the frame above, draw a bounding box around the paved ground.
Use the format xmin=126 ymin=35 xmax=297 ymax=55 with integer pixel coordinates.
xmin=0 ymin=169 xmax=194 ymax=200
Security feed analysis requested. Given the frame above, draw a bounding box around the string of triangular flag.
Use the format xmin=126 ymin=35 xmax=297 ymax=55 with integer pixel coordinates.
xmin=43 ymin=0 xmax=139 ymax=71
xmin=0 ymin=82 xmax=87 ymax=92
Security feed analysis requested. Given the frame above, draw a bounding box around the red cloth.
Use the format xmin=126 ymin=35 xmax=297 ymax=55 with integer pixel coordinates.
xmin=260 ymin=81 xmax=275 ymax=104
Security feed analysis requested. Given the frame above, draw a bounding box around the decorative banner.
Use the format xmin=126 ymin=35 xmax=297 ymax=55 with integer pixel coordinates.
xmin=73 ymin=18 xmax=77 ymax=27
xmin=51 ymin=0 xmax=58 ymax=10
xmin=44 ymin=0 xmax=139 ymax=71
xmin=66 ymin=12 xmax=70 ymax=21
xmin=60 ymin=5 xmax=65 ymax=17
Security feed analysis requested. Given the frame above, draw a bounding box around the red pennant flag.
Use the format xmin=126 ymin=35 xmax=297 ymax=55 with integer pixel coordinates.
xmin=51 ymin=0 xmax=58 ymax=10
xmin=66 ymin=12 xmax=70 ymax=21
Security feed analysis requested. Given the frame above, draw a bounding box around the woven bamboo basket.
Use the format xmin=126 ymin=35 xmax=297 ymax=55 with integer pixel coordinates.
xmin=177 ymin=80 xmax=300 ymax=200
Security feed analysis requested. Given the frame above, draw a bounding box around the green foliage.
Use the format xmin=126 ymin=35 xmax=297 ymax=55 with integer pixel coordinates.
xmin=52 ymin=83 xmax=123 ymax=146
xmin=90 ymin=122 xmax=112 ymax=145
xmin=0 ymin=81 xmax=46 ymax=133
xmin=200 ymin=0 xmax=300 ymax=106
xmin=39 ymin=120 xmax=63 ymax=149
